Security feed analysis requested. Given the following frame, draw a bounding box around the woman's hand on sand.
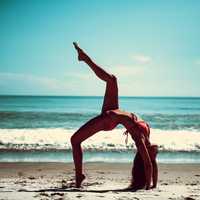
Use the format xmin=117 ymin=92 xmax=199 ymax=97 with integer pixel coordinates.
xmin=150 ymin=184 xmax=156 ymax=189
xmin=73 ymin=42 xmax=89 ymax=62
xmin=145 ymin=184 xmax=151 ymax=190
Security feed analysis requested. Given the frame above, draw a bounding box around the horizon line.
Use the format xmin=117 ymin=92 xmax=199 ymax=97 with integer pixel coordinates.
xmin=0 ymin=94 xmax=200 ymax=98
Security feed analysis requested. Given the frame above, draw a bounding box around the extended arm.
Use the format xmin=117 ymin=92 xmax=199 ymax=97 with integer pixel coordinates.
xmin=149 ymin=145 xmax=158 ymax=188
xmin=136 ymin=138 xmax=153 ymax=190
xmin=152 ymin=160 xmax=158 ymax=188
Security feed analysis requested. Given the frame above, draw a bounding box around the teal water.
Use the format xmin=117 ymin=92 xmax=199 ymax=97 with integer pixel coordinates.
xmin=0 ymin=150 xmax=200 ymax=164
xmin=0 ymin=95 xmax=200 ymax=163
xmin=0 ymin=95 xmax=200 ymax=130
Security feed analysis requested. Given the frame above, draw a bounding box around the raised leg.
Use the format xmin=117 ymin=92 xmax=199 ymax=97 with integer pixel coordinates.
xmin=72 ymin=43 xmax=119 ymax=187
xmin=70 ymin=114 xmax=108 ymax=187
xmin=73 ymin=42 xmax=119 ymax=112
xmin=101 ymin=75 xmax=118 ymax=113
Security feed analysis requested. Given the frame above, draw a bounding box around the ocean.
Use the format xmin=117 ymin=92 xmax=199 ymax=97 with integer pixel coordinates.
xmin=0 ymin=95 xmax=200 ymax=163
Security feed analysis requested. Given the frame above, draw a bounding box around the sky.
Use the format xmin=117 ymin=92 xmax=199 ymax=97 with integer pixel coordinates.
xmin=0 ymin=0 xmax=200 ymax=96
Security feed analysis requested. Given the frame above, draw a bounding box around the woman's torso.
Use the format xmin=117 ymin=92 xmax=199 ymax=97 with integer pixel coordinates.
xmin=102 ymin=109 xmax=150 ymax=146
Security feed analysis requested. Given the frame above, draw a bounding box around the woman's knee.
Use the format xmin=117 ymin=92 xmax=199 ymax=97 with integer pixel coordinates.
xmin=110 ymin=75 xmax=118 ymax=85
xmin=106 ymin=74 xmax=117 ymax=85
xmin=70 ymin=134 xmax=81 ymax=147
xmin=111 ymin=74 xmax=117 ymax=81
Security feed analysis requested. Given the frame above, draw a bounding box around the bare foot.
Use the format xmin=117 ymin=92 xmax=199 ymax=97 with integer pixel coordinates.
xmin=73 ymin=42 xmax=80 ymax=51
xmin=73 ymin=42 xmax=89 ymax=61
xmin=126 ymin=182 xmax=145 ymax=191
xmin=75 ymin=174 xmax=86 ymax=188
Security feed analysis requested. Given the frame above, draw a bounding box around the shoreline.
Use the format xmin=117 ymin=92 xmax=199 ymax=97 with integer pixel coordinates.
xmin=1 ymin=150 xmax=200 ymax=164
xmin=0 ymin=162 xmax=199 ymax=200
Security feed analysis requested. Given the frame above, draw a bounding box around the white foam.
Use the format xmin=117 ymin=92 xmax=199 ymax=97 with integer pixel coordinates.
xmin=0 ymin=128 xmax=200 ymax=151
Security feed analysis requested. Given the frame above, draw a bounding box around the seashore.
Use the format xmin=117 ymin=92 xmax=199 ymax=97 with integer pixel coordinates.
xmin=0 ymin=162 xmax=199 ymax=200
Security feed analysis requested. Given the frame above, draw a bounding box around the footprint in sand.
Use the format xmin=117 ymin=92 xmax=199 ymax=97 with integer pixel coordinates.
xmin=96 ymin=171 xmax=105 ymax=174
xmin=76 ymin=194 xmax=83 ymax=198
xmin=51 ymin=192 xmax=64 ymax=197
xmin=28 ymin=176 xmax=36 ymax=180
xmin=39 ymin=192 xmax=50 ymax=197
xmin=184 ymin=197 xmax=195 ymax=200
xmin=186 ymin=183 xmax=197 ymax=186
xmin=161 ymin=182 xmax=168 ymax=185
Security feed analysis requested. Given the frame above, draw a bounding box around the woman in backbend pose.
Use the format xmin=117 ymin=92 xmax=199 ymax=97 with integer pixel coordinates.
xmin=71 ymin=42 xmax=158 ymax=190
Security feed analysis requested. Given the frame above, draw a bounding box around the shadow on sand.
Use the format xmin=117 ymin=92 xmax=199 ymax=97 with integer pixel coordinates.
xmin=18 ymin=187 xmax=137 ymax=193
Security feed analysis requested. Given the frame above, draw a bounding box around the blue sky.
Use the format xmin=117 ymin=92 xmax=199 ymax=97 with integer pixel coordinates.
xmin=0 ymin=0 xmax=200 ymax=96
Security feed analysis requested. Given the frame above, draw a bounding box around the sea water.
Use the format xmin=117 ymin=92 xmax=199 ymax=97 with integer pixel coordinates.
xmin=0 ymin=95 xmax=200 ymax=163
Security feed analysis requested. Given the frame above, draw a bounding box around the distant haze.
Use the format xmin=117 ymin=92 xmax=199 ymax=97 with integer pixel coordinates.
xmin=0 ymin=0 xmax=200 ymax=96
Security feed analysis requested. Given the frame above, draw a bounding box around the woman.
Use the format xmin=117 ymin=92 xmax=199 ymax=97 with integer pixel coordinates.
xmin=71 ymin=42 xmax=158 ymax=189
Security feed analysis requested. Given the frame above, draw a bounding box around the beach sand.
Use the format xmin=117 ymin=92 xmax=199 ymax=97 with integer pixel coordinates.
xmin=0 ymin=162 xmax=199 ymax=200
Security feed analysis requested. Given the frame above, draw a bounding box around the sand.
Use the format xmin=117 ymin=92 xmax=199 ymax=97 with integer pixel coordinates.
xmin=0 ymin=162 xmax=199 ymax=200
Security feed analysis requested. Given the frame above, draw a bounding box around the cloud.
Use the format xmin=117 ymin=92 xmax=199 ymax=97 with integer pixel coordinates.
xmin=109 ymin=65 xmax=145 ymax=78
xmin=0 ymin=71 xmax=105 ymax=95
xmin=64 ymin=72 xmax=89 ymax=80
xmin=0 ymin=72 xmax=60 ymax=88
xmin=132 ymin=54 xmax=152 ymax=65
xmin=0 ymin=72 xmax=68 ymax=93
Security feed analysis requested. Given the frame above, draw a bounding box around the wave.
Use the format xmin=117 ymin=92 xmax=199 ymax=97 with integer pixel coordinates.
xmin=141 ymin=113 xmax=200 ymax=130
xmin=0 ymin=128 xmax=200 ymax=152
xmin=1 ymin=111 xmax=200 ymax=130
xmin=0 ymin=111 xmax=97 ymax=129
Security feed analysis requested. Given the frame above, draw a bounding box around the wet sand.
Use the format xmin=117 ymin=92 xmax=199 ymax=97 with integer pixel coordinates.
xmin=0 ymin=162 xmax=200 ymax=200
